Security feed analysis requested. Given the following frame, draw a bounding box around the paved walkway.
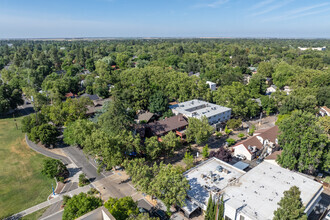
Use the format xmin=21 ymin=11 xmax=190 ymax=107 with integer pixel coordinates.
xmin=5 ymin=185 xmax=92 ymax=220
xmin=25 ymin=135 xmax=71 ymax=165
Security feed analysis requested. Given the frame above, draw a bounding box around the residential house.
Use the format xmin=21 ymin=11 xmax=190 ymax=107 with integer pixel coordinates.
xmin=135 ymin=111 xmax=155 ymax=124
xmin=283 ymin=86 xmax=292 ymax=95
xmin=79 ymin=93 xmax=110 ymax=115
xmin=171 ymin=99 xmax=231 ymax=130
xmin=248 ymin=67 xmax=257 ymax=74
xmin=264 ymin=150 xmax=282 ymax=166
xmin=243 ymin=74 xmax=252 ymax=84
xmin=206 ymin=81 xmax=217 ymax=91
xmin=233 ymin=126 xmax=279 ymax=161
xmin=145 ymin=114 xmax=188 ymax=141
xmin=65 ymin=92 xmax=77 ymax=99
xmin=319 ymin=106 xmax=330 ymax=117
xmin=183 ymin=157 xmax=323 ymax=220
xmin=266 ymin=85 xmax=277 ymax=95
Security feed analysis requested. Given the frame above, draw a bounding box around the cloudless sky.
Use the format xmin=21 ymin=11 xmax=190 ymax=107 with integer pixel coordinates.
xmin=0 ymin=0 xmax=330 ymax=38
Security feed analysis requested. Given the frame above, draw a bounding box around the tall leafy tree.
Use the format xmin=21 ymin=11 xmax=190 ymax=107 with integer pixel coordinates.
xmin=273 ymin=186 xmax=307 ymax=220
xmin=62 ymin=193 xmax=103 ymax=220
xmin=186 ymin=116 xmax=214 ymax=144
xmin=104 ymin=197 xmax=139 ymax=220
xmin=277 ymin=110 xmax=329 ymax=173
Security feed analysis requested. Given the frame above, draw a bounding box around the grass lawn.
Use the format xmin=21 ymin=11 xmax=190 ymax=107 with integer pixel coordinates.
xmin=0 ymin=117 xmax=55 ymax=219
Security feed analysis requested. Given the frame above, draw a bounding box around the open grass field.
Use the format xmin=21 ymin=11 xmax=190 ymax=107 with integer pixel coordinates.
xmin=0 ymin=117 xmax=55 ymax=219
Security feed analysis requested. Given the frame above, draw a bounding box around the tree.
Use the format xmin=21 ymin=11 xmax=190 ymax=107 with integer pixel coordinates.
xmin=41 ymin=159 xmax=69 ymax=182
xmin=258 ymin=62 xmax=274 ymax=77
xmin=226 ymin=119 xmax=242 ymax=130
xmin=224 ymin=125 xmax=231 ymax=135
xmin=238 ymin=133 xmax=245 ymax=139
xmin=248 ymin=73 xmax=267 ymax=98
xmin=210 ymin=148 xmax=232 ymax=162
xmin=226 ymin=138 xmax=236 ymax=146
xmin=214 ymin=82 xmax=260 ymax=119
xmin=0 ymin=83 xmax=23 ymax=114
xmin=186 ymin=116 xmax=214 ymax=144
xmin=183 ymin=151 xmax=194 ymax=169
xmin=124 ymin=159 xmax=189 ymax=212
xmin=261 ymin=95 xmax=277 ymax=115
xmin=161 ymin=131 xmax=182 ymax=157
xmin=277 ymin=110 xmax=329 ymax=174
xmin=149 ymin=163 xmax=190 ymax=211
xmin=273 ymin=186 xmax=307 ymax=220
xmin=248 ymin=124 xmax=255 ymax=136
xmin=318 ymin=116 xmax=330 ymax=137
xmin=21 ymin=112 xmax=47 ymax=133
xmin=30 ymin=123 xmax=59 ymax=147
xmin=78 ymin=173 xmax=89 ymax=187
xmin=205 ymin=194 xmax=213 ymax=220
xmin=104 ymin=197 xmax=139 ymax=220
xmin=98 ymin=100 xmax=133 ymax=135
xmin=148 ymin=90 xmax=168 ymax=114
xmin=62 ymin=192 xmax=103 ymax=220
xmin=145 ymin=136 xmax=162 ymax=160
xmin=202 ymin=144 xmax=209 ymax=158
xmin=63 ymin=119 xmax=97 ymax=147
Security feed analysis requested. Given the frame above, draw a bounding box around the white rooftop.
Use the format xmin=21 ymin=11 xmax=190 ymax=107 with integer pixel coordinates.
xmin=184 ymin=157 xmax=245 ymax=210
xmin=223 ymin=162 xmax=323 ymax=220
xmin=171 ymin=99 xmax=231 ymax=119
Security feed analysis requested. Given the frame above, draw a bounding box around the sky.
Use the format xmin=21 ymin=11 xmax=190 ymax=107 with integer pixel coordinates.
xmin=0 ymin=0 xmax=330 ymax=38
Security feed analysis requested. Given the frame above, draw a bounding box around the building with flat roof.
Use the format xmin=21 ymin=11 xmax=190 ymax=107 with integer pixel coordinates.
xmin=171 ymin=99 xmax=231 ymax=129
xmin=183 ymin=158 xmax=323 ymax=220
xmin=182 ymin=157 xmax=246 ymax=216
xmin=222 ymin=162 xmax=323 ymax=220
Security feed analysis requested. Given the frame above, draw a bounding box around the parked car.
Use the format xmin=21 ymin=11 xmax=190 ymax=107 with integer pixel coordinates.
xmin=139 ymin=207 xmax=149 ymax=214
xmin=152 ymin=209 xmax=168 ymax=220
xmin=256 ymin=157 xmax=264 ymax=164
xmin=236 ymin=154 xmax=246 ymax=160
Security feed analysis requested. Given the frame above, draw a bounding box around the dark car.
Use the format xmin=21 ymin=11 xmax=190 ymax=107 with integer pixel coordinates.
xmin=152 ymin=209 xmax=168 ymax=220
xmin=256 ymin=157 xmax=264 ymax=164
xmin=139 ymin=207 xmax=149 ymax=214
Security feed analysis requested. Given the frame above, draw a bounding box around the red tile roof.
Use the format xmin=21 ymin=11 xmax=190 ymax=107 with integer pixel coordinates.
xmin=265 ymin=150 xmax=282 ymax=160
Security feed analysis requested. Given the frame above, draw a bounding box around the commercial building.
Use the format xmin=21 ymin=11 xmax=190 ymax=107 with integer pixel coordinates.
xmin=183 ymin=158 xmax=323 ymax=220
xmin=222 ymin=162 xmax=323 ymax=220
xmin=171 ymin=99 xmax=231 ymax=129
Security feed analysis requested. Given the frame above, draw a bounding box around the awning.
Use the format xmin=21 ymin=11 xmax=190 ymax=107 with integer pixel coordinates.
xmin=181 ymin=199 xmax=199 ymax=216
xmin=233 ymin=161 xmax=249 ymax=170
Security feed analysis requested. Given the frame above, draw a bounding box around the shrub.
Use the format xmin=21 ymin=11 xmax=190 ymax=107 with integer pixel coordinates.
xmin=79 ymin=173 xmax=89 ymax=187
xmin=238 ymin=133 xmax=245 ymax=139
xmin=226 ymin=138 xmax=236 ymax=146
xmin=227 ymin=118 xmax=242 ymax=130
xmin=209 ymin=148 xmax=232 ymax=162
xmin=202 ymin=144 xmax=209 ymax=158
xmin=41 ymin=159 xmax=69 ymax=182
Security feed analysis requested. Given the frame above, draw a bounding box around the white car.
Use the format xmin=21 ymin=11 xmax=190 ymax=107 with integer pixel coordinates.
xmin=236 ymin=154 xmax=246 ymax=160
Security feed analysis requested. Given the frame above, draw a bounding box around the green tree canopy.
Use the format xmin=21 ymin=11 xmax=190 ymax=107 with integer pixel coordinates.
xmin=104 ymin=196 xmax=139 ymax=220
xmin=273 ymin=186 xmax=307 ymax=220
xmin=277 ymin=110 xmax=329 ymax=173
xmin=62 ymin=193 xmax=103 ymax=220
xmin=186 ymin=116 xmax=214 ymax=144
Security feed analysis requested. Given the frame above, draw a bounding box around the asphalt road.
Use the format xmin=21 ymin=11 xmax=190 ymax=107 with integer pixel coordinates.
xmin=26 ymin=135 xmax=72 ymax=165
xmin=61 ymin=145 xmax=112 ymax=182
